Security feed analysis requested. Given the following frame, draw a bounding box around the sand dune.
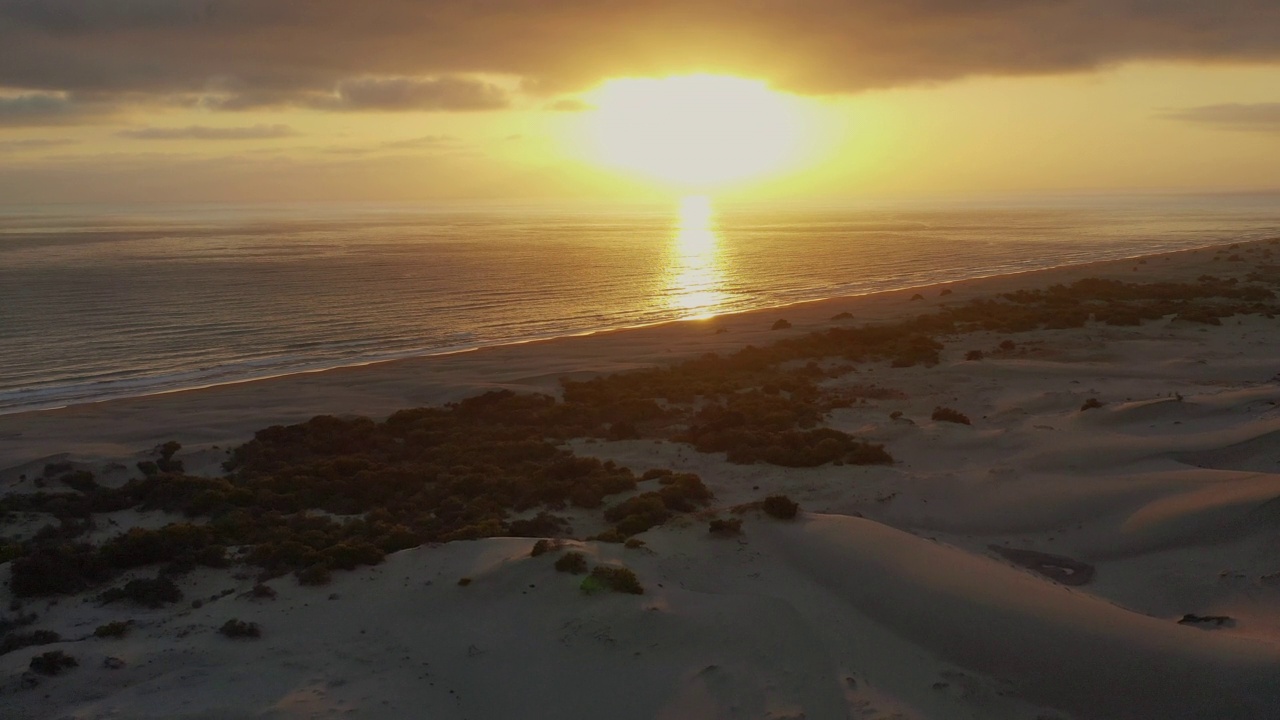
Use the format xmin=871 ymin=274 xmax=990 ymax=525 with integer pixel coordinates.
xmin=765 ymin=514 xmax=1280 ymax=720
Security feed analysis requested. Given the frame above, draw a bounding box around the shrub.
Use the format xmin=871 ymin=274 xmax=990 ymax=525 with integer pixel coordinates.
xmin=457 ymin=577 xmax=472 ymax=587
xmin=30 ymin=650 xmax=77 ymax=676
xmin=99 ymin=576 xmax=183 ymax=608
xmin=156 ymin=441 xmax=184 ymax=473
xmin=250 ymin=583 xmax=278 ymax=600
xmin=932 ymin=406 xmax=971 ymax=425
xmin=295 ymin=564 xmax=332 ymax=586
xmin=10 ymin=544 xmax=112 ymax=597
xmin=554 ymin=551 xmax=588 ymax=574
xmin=592 ymin=529 xmax=626 ymax=544
xmin=762 ymin=495 xmax=799 ymax=520
xmin=219 ymin=619 xmax=261 ymax=639
xmin=607 ymin=421 xmax=639 ymax=440
xmin=581 ymin=565 xmax=644 ymax=595
xmin=623 ymin=538 xmax=645 ymax=549
xmin=321 ymin=542 xmax=384 ymax=571
xmin=94 ymin=621 xmax=132 ymax=638
xmin=771 ymin=319 xmax=792 ymax=330
xmin=530 ymin=539 xmax=553 ymax=557
xmin=1 ymin=629 xmax=60 ymax=656
xmin=59 ymin=470 xmax=98 ymax=493
xmin=830 ymin=312 xmax=853 ymax=320
xmin=605 ymin=493 xmax=671 ymax=537
xmin=42 ymin=462 xmax=73 ymax=477
xmin=965 ymin=350 xmax=984 ymax=361
xmin=708 ymin=518 xmax=743 ymax=536
xmin=910 ymin=293 xmax=924 ymax=301
xmin=1080 ymin=398 xmax=1104 ymax=411
xmin=846 ymin=442 xmax=893 ymax=465
xmin=998 ymin=340 xmax=1016 ymax=351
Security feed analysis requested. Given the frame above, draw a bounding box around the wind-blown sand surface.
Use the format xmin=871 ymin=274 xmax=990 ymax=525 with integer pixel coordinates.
xmin=3 ymin=240 xmax=1280 ymax=719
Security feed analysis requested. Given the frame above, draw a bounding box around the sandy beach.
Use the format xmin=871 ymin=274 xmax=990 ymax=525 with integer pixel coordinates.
xmin=4 ymin=238 xmax=1280 ymax=719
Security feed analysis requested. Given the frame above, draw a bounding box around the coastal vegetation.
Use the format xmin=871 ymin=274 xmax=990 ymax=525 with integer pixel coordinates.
xmin=3 ymin=274 xmax=1278 ymax=603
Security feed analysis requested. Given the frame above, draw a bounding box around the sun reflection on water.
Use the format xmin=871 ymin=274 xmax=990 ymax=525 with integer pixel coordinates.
xmin=666 ymin=195 xmax=728 ymax=319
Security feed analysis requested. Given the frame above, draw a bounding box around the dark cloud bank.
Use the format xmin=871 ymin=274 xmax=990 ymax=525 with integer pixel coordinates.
xmin=0 ymin=0 xmax=1278 ymax=123
xmin=1163 ymin=103 xmax=1280 ymax=132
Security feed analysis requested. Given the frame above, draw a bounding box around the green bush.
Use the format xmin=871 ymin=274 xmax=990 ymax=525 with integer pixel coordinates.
xmin=295 ymin=564 xmax=332 ymax=586
xmin=762 ymin=495 xmax=799 ymax=520
xmin=94 ymin=621 xmax=132 ymax=638
xmin=29 ymin=650 xmax=77 ymax=676
xmin=0 ymin=629 xmax=60 ymax=656
xmin=581 ymin=565 xmax=644 ymax=595
xmin=10 ymin=544 xmax=112 ymax=597
xmin=708 ymin=518 xmax=743 ymax=536
xmin=219 ymin=618 xmax=261 ymax=639
xmin=554 ymin=551 xmax=588 ymax=574
xmin=99 ymin=576 xmax=182 ymax=608
xmin=932 ymin=406 xmax=971 ymax=425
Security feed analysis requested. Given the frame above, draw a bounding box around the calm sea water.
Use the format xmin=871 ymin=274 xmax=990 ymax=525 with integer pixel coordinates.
xmin=2 ymin=195 xmax=1277 ymax=414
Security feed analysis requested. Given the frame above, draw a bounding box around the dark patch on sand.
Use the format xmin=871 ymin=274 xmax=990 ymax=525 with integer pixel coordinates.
xmin=988 ymin=545 xmax=1095 ymax=586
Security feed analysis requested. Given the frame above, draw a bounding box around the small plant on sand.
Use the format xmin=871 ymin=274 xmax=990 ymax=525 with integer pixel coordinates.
xmin=218 ymin=618 xmax=261 ymax=639
xmin=29 ymin=650 xmax=77 ymax=676
xmin=771 ymin=319 xmax=792 ymax=330
xmin=998 ymin=339 xmax=1016 ymax=351
xmin=910 ymin=293 xmax=924 ymax=301
xmin=1080 ymin=398 xmax=1104 ymax=411
xmin=98 ymin=576 xmax=182 ymax=608
xmin=295 ymin=564 xmax=332 ymax=586
xmin=456 ymin=577 xmax=472 ymax=587
xmin=932 ymin=407 xmax=971 ymax=425
xmin=1 ymin=629 xmax=60 ymax=655
xmin=250 ymin=583 xmax=278 ymax=600
xmin=708 ymin=518 xmax=743 ymax=536
xmin=580 ymin=565 xmax=644 ymax=595
xmin=530 ymin=539 xmax=554 ymax=557
xmin=762 ymin=495 xmax=800 ymax=520
xmin=93 ymin=621 xmax=132 ymax=639
xmin=624 ymin=538 xmax=645 ymax=549
xmin=964 ymin=350 xmax=984 ymax=361
xmin=554 ymin=552 xmax=588 ymax=574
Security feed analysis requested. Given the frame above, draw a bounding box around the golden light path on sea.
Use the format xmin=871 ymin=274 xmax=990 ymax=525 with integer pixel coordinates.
xmin=666 ymin=195 xmax=728 ymax=319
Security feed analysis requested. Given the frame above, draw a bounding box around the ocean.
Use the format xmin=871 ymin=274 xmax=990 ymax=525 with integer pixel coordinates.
xmin=2 ymin=194 xmax=1277 ymax=414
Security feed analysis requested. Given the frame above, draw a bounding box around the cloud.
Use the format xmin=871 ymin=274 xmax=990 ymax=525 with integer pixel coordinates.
xmin=320 ymin=76 xmax=509 ymax=111
xmin=545 ymin=98 xmax=592 ymax=112
xmin=0 ymin=0 xmax=1277 ymax=110
xmin=1163 ymin=103 xmax=1280 ymax=132
xmin=0 ymin=93 xmax=107 ymax=126
xmin=197 ymin=76 xmax=510 ymax=112
xmin=117 ymin=123 xmax=298 ymax=140
xmin=0 ymin=137 xmax=79 ymax=151
xmin=380 ymin=134 xmax=462 ymax=149
xmin=317 ymin=134 xmax=466 ymax=156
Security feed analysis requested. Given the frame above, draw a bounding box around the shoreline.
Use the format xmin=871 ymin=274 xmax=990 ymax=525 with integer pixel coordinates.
xmin=0 ymin=236 xmax=1261 ymax=419
xmin=0 ymin=235 xmax=1270 ymax=469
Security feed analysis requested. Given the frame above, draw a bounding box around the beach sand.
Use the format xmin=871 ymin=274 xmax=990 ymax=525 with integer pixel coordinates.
xmin=3 ymin=239 xmax=1280 ymax=719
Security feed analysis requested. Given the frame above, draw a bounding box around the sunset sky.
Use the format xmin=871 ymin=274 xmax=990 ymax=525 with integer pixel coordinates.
xmin=1 ymin=1 xmax=1278 ymax=205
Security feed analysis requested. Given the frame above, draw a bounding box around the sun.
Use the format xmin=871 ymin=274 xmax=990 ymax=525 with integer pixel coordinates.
xmin=584 ymin=75 xmax=804 ymax=189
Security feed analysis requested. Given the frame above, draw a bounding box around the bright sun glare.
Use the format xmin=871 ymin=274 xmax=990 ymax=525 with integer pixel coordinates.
xmin=586 ymin=75 xmax=803 ymax=188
